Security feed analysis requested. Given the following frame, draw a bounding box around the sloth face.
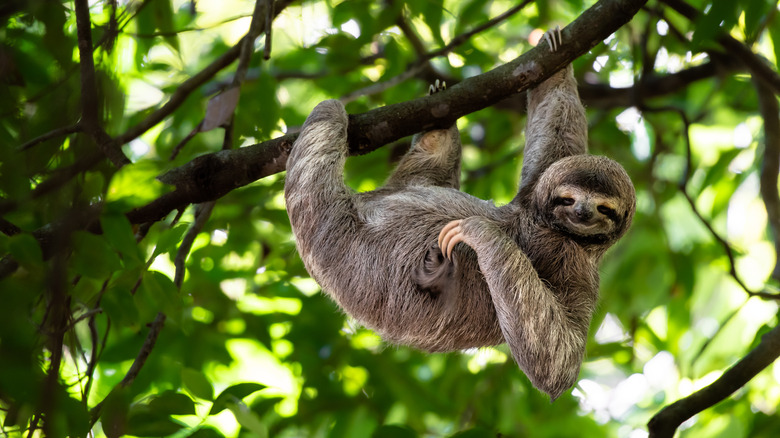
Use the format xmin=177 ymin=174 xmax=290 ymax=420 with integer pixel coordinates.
xmin=535 ymin=155 xmax=636 ymax=245
xmin=550 ymin=184 xmax=622 ymax=238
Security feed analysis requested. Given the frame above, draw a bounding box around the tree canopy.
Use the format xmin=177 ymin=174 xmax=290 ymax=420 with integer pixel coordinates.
xmin=1 ymin=0 xmax=780 ymax=437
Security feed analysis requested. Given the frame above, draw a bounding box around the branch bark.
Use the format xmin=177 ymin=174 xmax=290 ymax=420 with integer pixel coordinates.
xmin=648 ymin=324 xmax=780 ymax=437
xmin=126 ymin=0 xmax=649 ymax=224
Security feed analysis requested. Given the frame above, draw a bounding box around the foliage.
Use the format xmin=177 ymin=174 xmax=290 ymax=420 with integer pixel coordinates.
xmin=1 ymin=0 xmax=780 ymax=437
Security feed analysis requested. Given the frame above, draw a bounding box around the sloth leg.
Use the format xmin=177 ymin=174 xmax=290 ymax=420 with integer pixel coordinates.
xmin=385 ymin=81 xmax=462 ymax=189
xmin=284 ymin=99 xmax=356 ymax=261
xmin=437 ymin=217 xmax=588 ymax=401
xmin=518 ymin=28 xmax=588 ymax=195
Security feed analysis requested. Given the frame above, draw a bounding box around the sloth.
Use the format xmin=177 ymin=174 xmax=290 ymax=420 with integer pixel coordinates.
xmin=284 ymin=30 xmax=636 ymax=400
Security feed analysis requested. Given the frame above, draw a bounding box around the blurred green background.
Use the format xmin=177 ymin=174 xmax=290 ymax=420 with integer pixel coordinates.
xmin=1 ymin=0 xmax=779 ymax=436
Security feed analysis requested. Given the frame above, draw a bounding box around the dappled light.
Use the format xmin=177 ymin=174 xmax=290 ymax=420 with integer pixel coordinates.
xmin=2 ymin=0 xmax=780 ymax=437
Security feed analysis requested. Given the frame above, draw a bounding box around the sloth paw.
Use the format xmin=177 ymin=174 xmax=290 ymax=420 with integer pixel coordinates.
xmin=542 ymin=26 xmax=562 ymax=52
xmin=428 ymin=79 xmax=447 ymax=95
xmin=438 ymin=219 xmax=465 ymax=260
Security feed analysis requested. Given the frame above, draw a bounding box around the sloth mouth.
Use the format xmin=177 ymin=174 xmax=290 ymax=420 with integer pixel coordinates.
xmin=564 ymin=217 xmax=608 ymax=236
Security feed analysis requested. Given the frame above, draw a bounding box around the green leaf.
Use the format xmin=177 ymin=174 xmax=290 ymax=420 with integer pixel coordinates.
xmin=101 ymin=387 xmax=132 ymax=438
xmin=100 ymin=212 xmax=144 ymax=268
xmin=228 ymin=402 xmax=265 ymax=435
xmin=448 ymin=427 xmax=497 ymax=438
xmin=152 ymin=0 xmax=180 ymax=52
xmin=102 ymin=284 xmax=139 ymax=327
xmin=6 ymin=233 xmax=43 ymax=270
xmin=373 ymin=425 xmax=419 ymax=438
xmin=182 ymin=368 xmax=214 ymax=401
xmin=769 ymin=13 xmax=780 ymax=66
xmin=138 ymin=271 xmax=181 ymax=319
xmin=126 ymin=412 xmax=184 ymax=437
xmin=743 ymin=0 xmax=769 ymax=41
xmin=148 ymin=390 xmax=196 ymax=416
xmin=153 ymin=223 xmax=190 ymax=258
xmin=188 ymin=427 xmax=226 ymax=438
xmin=107 ymin=161 xmax=170 ymax=208
xmin=209 ymin=383 xmax=266 ymax=415
xmin=70 ymin=231 xmax=123 ymax=279
xmin=692 ymin=0 xmax=739 ymax=46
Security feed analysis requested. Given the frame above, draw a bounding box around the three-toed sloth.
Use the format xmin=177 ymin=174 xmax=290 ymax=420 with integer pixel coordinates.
xmin=284 ymin=33 xmax=635 ymax=400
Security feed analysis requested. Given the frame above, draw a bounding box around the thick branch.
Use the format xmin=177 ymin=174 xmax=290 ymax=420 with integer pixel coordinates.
xmin=648 ymin=324 xmax=780 ymax=437
xmin=127 ymin=0 xmax=649 ymax=224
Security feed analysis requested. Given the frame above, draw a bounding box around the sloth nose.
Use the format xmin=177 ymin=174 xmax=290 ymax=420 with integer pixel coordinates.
xmin=574 ymin=204 xmax=593 ymax=221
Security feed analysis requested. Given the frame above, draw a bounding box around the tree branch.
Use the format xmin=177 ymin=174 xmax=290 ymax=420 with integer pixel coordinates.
xmin=756 ymin=79 xmax=780 ymax=282
xmin=341 ymin=0 xmax=532 ymax=104
xmin=16 ymin=123 xmax=82 ymax=152
xmin=114 ymin=0 xmax=295 ymax=146
xmin=660 ymin=0 xmax=780 ymax=95
xmin=579 ymin=52 xmax=743 ymax=109
xmin=648 ymin=323 xmax=780 ymax=437
xmin=656 ymin=104 xmax=780 ymax=299
xmin=126 ymin=0 xmax=649 ymax=224
xmin=73 ymin=0 xmax=129 ymax=167
xmin=89 ymin=312 xmax=166 ymax=426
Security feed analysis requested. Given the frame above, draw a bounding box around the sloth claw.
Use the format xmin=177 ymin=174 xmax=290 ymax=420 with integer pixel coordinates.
xmin=428 ymin=79 xmax=447 ymax=95
xmin=438 ymin=220 xmax=464 ymax=260
xmin=542 ymin=26 xmax=562 ymax=52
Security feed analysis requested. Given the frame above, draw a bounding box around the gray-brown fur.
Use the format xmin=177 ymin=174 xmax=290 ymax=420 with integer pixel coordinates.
xmin=284 ymin=59 xmax=635 ymax=400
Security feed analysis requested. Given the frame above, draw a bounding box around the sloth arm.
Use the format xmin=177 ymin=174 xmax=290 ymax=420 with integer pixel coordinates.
xmin=518 ymin=33 xmax=588 ymax=195
xmin=439 ymin=217 xmax=587 ymax=401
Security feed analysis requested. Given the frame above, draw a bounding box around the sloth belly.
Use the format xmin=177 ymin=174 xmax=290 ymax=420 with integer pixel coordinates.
xmin=339 ymin=186 xmax=506 ymax=351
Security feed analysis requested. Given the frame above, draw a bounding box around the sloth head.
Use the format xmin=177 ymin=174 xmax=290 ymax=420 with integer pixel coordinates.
xmin=533 ymin=155 xmax=636 ymax=246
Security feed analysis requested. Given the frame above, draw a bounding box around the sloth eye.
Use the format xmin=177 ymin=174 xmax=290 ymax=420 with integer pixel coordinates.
xmin=554 ymin=197 xmax=575 ymax=206
xmin=597 ymin=205 xmax=616 ymax=216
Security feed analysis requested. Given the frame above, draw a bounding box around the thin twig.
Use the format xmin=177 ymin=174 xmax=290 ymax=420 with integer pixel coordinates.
xmin=689 ymin=299 xmax=747 ymax=369
xmin=89 ymin=312 xmax=166 ymax=426
xmin=174 ymin=202 xmax=215 ymax=288
xmin=64 ymin=307 xmax=103 ymax=332
xmin=127 ymin=14 xmax=253 ymax=37
xmin=425 ymin=0 xmax=534 ymax=61
xmin=264 ymin=0 xmax=274 ymax=60
xmin=347 ymin=0 xmax=533 ymax=103
xmin=81 ymin=278 xmax=107 ymax=405
xmin=643 ymin=104 xmax=780 ymax=300
xmin=339 ymin=64 xmax=427 ymax=104
xmin=115 ymin=0 xmax=294 ymax=146
xmin=17 ymin=123 xmax=82 ymax=151
xmin=172 ymin=0 xmax=267 ymax=286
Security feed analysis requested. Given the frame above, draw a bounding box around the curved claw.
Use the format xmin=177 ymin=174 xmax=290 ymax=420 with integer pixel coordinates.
xmin=438 ymin=220 xmax=464 ymax=260
xmin=428 ymin=79 xmax=447 ymax=95
xmin=542 ymin=26 xmax=562 ymax=52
